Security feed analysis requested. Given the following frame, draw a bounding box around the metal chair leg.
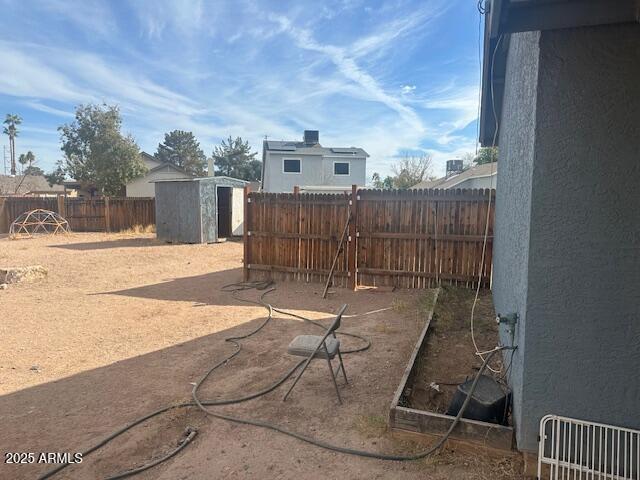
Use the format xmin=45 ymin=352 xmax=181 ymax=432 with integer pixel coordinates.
xmin=337 ymin=348 xmax=348 ymax=384
xmin=325 ymin=356 xmax=342 ymax=404
xmin=283 ymin=355 xmax=314 ymax=402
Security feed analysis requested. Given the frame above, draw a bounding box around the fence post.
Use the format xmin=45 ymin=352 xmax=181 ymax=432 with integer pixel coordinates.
xmin=104 ymin=196 xmax=111 ymax=233
xmin=57 ymin=195 xmax=65 ymax=218
xmin=348 ymin=184 xmax=358 ymax=290
xmin=293 ymin=186 xmax=302 ymax=280
xmin=0 ymin=197 xmax=6 ymax=233
xmin=243 ymin=185 xmax=252 ymax=281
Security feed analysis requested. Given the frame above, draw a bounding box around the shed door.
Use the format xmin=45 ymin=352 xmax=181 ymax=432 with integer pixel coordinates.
xmin=217 ymin=186 xmax=232 ymax=238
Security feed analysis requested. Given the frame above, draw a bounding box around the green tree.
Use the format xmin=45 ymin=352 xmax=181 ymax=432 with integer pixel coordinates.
xmin=154 ymin=130 xmax=207 ymax=176
xmin=473 ymin=146 xmax=498 ymax=165
xmin=58 ymin=104 xmax=146 ymax=196
xmin=461 ymin=152 xmax=475 ymax=170
xmin=390 ymin=152 xmax=433 ymax=189
xmin=25 ymin=150 xmax=35 ymax=167
xmin=211 ymin=136 xmax=260 ymax=181
xmin=45 ymin=160 xmax=66 ymax=186
xmin=3 ymin=114 xmax=22 ymax=175
xmin=371 ymin=172 xmax=394 ymax=189
xmin=18 ymin=150 xmax=36 ymax=174
xmin=18 ymin=153 xmax=27 ymax=174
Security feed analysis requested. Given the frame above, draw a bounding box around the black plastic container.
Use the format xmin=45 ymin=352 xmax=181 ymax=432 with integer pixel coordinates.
xmin=446 ymin=375 xmax=510 ymax=425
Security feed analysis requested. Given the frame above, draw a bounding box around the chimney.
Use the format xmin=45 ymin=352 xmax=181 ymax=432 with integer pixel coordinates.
xmin=207 ymin=157 xmax=214 ymax=177
xmin=445 ymin=159 xmax=464 ymax=177
xmin=303 ymin=130 xmax=319 ymax=146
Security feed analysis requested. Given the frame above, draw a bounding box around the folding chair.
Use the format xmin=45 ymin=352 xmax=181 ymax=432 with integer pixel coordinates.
xmin=283 ymin=304 xmax=349 ymax=404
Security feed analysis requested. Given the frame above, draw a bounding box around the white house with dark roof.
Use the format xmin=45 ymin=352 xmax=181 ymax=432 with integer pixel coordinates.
xmin=125 ymin=152 xmax=194 ymax=197
xmin=261 ymin=130 xmax=368 ymax=193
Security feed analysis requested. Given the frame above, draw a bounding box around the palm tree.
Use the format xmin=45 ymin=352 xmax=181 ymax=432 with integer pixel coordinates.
xmin=25 ymin=150 xmax=35 ymax=168
xmin=18 ymin=153 xmax=27 ymax=174
xmin=3 ymin=114 xmax=22 ymax=176
xmin=21 ymin=151 xmax=37 ymax=176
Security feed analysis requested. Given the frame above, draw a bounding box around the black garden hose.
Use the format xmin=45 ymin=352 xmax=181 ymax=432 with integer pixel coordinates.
xmin=104 ymin=427 xmax=198 ymax=480
xmin=37 ymin=281 xmax=509 ymax=479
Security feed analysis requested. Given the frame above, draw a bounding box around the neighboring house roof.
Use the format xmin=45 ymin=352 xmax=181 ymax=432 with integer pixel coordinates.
xmin=264 ymin=140 xmax=369 ymax=157
xmin=63 ymin=179 xmax=83 ymax=187
xmin=0 ymin=175 xmax=64 ymax=195
xmin=412 ymin=163 xmax=497 ymax=190
xmin=137 ymin=151 xmax=194 ymax=179
xmin=146 ymin=162 xmax=192 ymax=176
xmin=140 ymin=151 xmax=159 ymax=163
xmin=140 ymin=151 xmax=164 ymax=169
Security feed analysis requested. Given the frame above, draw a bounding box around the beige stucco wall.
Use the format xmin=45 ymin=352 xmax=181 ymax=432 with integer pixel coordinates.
xmin=126 ymin=168 xmax=192 ymax=197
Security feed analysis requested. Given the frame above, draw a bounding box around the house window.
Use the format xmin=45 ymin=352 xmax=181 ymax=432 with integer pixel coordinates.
xmin=283 ymin=158 xmax=301 ymax=173
xmin=334 ymin=162 xmax=349 ymax=175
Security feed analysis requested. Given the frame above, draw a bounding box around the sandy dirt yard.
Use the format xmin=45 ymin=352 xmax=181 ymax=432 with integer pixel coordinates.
xmin=0 ymin=233 xmax=520 ymax=479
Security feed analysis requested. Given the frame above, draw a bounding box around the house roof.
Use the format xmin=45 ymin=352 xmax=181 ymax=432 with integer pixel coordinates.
xmin=412 ymin=163 xmax=497 ymax=190
xmin=147 ymin=162 xmax=192 ymax=176
xmin=138 ymin=151 xmax=196 ymax=178
xmin=140 ymin=151 xmax=157 ymax=163
xmin=0 ymin=175 xmax=64 ymax=195
xmin=479 ymin=0 xmax=640 ymax=146
xmin=264 ymin=140 xmax=368 ymax=157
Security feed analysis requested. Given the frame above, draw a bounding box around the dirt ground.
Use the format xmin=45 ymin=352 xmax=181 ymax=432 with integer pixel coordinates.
xmin=0 ymin=232 xmax=521 ymax=479
xmin=408 ymin=286 xmax=508 ymax=415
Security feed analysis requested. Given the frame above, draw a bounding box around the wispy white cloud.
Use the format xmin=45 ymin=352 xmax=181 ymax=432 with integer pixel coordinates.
xmin=267 ymin=13 xmax=425 ymax=132
xmin=129 ymin=0 xmax=208 ymax=39
xmin=349 ymin=5 xmax=445 ymax=59
xmin=0 ymin=46 xmax=89 ymax=103
xmin=401 ymin=85 xmax=416 ymax=95
xmin=39 ymin=0 xmax=117 ymax=38
xmin=1 ymin=42 xmax=203 ymax=119
xmin=24 ymin=102 xmax=75 ymax=118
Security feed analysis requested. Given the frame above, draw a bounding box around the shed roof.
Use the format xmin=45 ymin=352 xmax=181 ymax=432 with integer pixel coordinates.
xmin=153 ymin=175 xmax=249 ymax=188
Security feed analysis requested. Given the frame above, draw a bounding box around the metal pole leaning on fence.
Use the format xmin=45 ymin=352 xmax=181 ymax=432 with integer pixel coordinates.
xmin=322 ymin=212 xmax=351 ymax=298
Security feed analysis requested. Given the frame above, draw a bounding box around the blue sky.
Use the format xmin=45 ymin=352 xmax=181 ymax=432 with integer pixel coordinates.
xmin=0 ymin=0 xmax=482 ymax=178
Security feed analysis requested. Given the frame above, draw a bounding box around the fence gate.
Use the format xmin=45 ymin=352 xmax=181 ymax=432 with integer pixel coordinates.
xmin=243 ymin=186 xmax=495 ymax=289
xmin=538 ymin=415 xmax=640 ymax=479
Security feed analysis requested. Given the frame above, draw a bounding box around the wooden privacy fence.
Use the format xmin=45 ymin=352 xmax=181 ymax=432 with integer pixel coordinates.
xmin=0 ymin=196 xmax=155 ymax=233
xmin=243 ymin=186 xmax=495 ymax=289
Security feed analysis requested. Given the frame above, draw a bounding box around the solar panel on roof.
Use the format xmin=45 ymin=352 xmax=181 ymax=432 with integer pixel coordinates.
xmin=272 ymin=146 xmax=296 ymax=151
xmin=331 ymin=148 xmax=359 ymax=154
xmin=268 ymin=142 xmax=296 ymax=151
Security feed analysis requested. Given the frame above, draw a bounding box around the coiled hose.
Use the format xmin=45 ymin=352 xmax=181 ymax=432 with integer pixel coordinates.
xmin=38 ymin=280 xmax=509 ymax=479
